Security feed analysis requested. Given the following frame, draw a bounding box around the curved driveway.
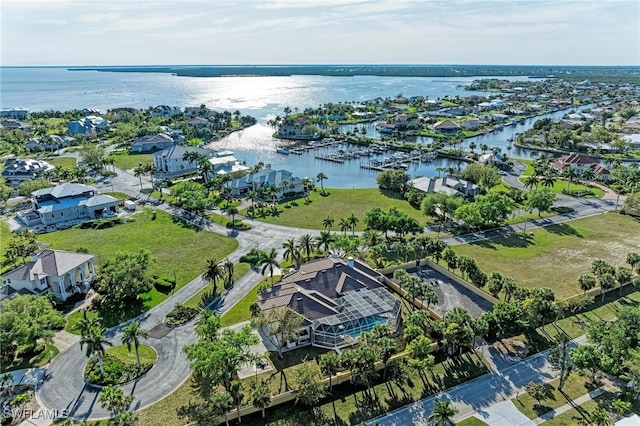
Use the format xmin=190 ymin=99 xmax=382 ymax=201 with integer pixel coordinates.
xmin=36 ymin=160 xmax=620 ymax=420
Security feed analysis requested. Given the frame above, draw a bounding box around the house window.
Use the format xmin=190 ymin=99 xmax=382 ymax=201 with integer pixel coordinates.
xmin=40 ymin=277 xmax=47 ymax=286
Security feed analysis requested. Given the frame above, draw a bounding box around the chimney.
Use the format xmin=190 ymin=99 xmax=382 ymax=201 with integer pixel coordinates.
xmin=296 ymin=297 xmax=303 ymax=313
xmin=347 ymin=257 xmax=354 ymax=268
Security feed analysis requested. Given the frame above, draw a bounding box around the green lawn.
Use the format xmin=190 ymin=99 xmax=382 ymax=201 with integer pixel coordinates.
xmin=457 ymin=417 xmax=489 ymax=426
xmin=542 ymin=390 xmax=640 ymax=426
xmin=37 ymin=208 xmax=238 ymax=326
xmin=105 ymin=344 xmax=157 ymax=366
xmin=220 ymin=275 xmax=281 ymax=327
xmin=45 ymin=156 xmax=77 ymax=169
xmin=518 ymin=178 xmax=605 ymax=198
xmin=245 ymin=187 xmax=426 ymax=230
xmin=0 ymin=343 xmax=59 ymax=373
xmin=108 ymin=151 xmax=154 ymax=170
xmin=511 ymin=373 xmax=591 ymax=419
xmin=453 ymin=213 xmax=640 ymax=299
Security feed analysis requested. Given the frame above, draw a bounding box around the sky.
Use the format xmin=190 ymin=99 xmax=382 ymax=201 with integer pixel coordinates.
xmin=1 ymin=0 xmax=639 ymax=66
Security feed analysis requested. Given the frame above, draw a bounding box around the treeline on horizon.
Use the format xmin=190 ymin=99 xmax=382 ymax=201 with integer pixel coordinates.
xmin=68 ymin=64 xmax=640 ymax=84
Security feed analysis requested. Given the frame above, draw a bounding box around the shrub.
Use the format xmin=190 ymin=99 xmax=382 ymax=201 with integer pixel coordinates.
xmin=154 ymin=277 xmax=175 ymax=293
xmin=85 ymin=355 xmax=153 ymax=385
xmin=226 ymin=220 xmax=251 ymax=230
xmin=164 ymin=303 xmax=199 ymax=327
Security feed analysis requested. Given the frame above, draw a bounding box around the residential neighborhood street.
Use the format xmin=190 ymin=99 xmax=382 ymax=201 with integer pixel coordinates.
xmin=32 ymin=161 xmax=622 ymax=422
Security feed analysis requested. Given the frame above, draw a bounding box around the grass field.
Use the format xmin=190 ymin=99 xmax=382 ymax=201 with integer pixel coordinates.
xmin=182 ymin=262 xmax=252 ymax=310
xmin=542 ymin=390 xmax=640 ymax=425
xmin=45 ymin=156 xmax=77 ymax=169
xmin=245 ymin=187 xmax=426 ymax=230
xmin=453 ymin=213 xmax=640 ymax=299
xmin=108 ymin=151 xmax=154 ymax=170
xmin=511 ymin=373 xmax=591 ymax=419
xmin=105 ymin=344 xmax=157 ymax=366
xmin=37 ymin=208 xmax=237 ymax=326
xmin=518 ymin=178 xmax=605 ymax=198
xmin=0 ymin=343 xmax=59 ymax=373
xmin=220 ymin=275 xmax=281 ymax=327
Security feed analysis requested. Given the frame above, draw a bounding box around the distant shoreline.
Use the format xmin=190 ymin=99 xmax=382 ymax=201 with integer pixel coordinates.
xmin=61 ymin=64 xmax=640 ymax=82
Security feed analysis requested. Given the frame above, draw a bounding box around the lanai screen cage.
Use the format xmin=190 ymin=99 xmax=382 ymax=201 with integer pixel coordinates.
xmin=311 ymin=287 xmax=402 ymax=350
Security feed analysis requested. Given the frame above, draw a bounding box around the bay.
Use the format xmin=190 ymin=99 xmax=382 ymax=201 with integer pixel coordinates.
xmin=2 ymin=67 xmax=548 ymax=187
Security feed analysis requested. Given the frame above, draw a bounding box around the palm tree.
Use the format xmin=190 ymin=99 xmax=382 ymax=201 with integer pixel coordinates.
xmin=524 ymin=175 xmax=539 ymax=189
xmin=339 ymin=218 xmax=350 ymax=235
xmin=133 ymin=165 xmax=145 ymax=192
xmin=120 ymin=321 xmax=149 ymax=368
xmin=227 ymin=206 xmax=239 ymax=226
xmin=80 ymin=325 xmax=112 ymax=375
xmin=71 ymin=310 xmax=103 ymax=336
xmin=99 ymin=385 xmax=133 ymax=417
xmin=563 ymin=166 xmax=578 ymax=191
xmin=541 ymin=172 xmax=557 ymax=188
xmin=259 ymin=248 xmax=279 ymax=286
xmin=224 ymin=258 xmax=235 ymax=288
xmin=251 ymin=381 xmax=271 ymax=418
xmin=298 ymin=234 xmax=314 ymax=261
xmin=428 ymin=399 xmax=458 ymax=426
xmin=204 ymin=257 xmax=224 ymax=295
xmin=319 ymin=353 xmax=341 ymax=393
xmin=322 ymin=216 xmax=334 ymax=233
xmin=316 ymin=172 xmax=328 ymax=193
xmin=282 ymin=238 xmax=301 ymax=268
xmin=315 ymin=230 xmax=333 ymax=254
xmin=347 ymin=213 xmax=359 ymax=236
xmin=581 ymin=167 xmax=595 ymax=192
xmin=578 ymin=273 xmax=597 ymax=294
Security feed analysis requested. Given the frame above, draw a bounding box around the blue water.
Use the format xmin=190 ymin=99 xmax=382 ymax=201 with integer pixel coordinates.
xmin=0 ymin=67 xmax=573 ymax=187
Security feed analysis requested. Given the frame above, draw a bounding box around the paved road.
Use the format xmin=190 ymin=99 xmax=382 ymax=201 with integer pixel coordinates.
xmin=370 ymin=336 xmax=587 ymax=425
xmin=37 ymin=166 xmax=322 ymax=421
xmin=35 ymin=159 xmax=620 ymax=421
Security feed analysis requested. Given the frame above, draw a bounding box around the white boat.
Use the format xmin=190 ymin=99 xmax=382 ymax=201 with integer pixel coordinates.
xmin=276 ymin=147 xmax=290 ymax=155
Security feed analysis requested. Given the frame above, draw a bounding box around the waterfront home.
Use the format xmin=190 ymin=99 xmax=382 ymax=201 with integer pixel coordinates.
xmin=229 ymin=165 xmax=302 ymax=198
xmin=256 ymin=257 xmax=401 ymax=351
xmin=408 ymin=176 xmax=481 ymax=198
xmin=478 ymin=152 xmax=507 ymax=167
xmin=131 ymin=133 xmax=176 ymax=153
xmin=17 ymin=183 xmax=118 ymax=228
xmin=208 ymin=151 xmax=249 ymax=175
xmin=552 ymin=153 xmax=599 ymax=173
xmin=25 ymin=135 xmax=74 ymax=152
xmin=1 ymin=158 xmax=55 ymax=188
xmin=153 ymin=145 xmax=216 ymax=176
xmin=67 ymin=116 xmax=109 ymax=136
xmin=433 ymin=120 xmax=462 ymax=134
xmin=461 ymin=119 xmax=481 ymax=131
xmin=1 ymin=249 xmax=97 ymax=301
xmin=0 ymin=107 xmax=30 ymax=120
xmin=151 ymin=105 xmax=181 ymax=117
xmin=592 ymin=164 xmax=613 ymax=182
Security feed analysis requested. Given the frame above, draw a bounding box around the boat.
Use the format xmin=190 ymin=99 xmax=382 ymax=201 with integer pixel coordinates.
xmin=276 ymin=147 xmax=290 ymax=155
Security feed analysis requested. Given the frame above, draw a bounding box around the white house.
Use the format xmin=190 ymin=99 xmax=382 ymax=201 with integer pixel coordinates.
xmin=18 ymin=183 xmax=119 ymax=227
xmin=153 ymin=145 xmax=216 ymax=176
xmin=408 ymin=176 xmax=481 ymax=198
xmin=1 ymin=250 xmax=97 ymax=301
xmin=1 ymin=158 xmax=55 ymax=189
xmin=208 ymin=151 xmax=250 ymax=175
xmin=229 ymin=165 xmax=303 ymax=198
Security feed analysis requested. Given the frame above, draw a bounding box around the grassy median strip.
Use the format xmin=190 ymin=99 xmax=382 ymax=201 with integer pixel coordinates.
xmin=220 ymin=275 xmax=281 ymax=327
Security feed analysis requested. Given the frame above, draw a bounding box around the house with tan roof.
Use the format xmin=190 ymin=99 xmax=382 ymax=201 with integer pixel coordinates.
xmin=433 ymin=120 xmax=461 ymax=134
xmin=257 ymin=257 xmax=402 ymax=351
xmin=1 ymin=250 xmax=97 ymax=301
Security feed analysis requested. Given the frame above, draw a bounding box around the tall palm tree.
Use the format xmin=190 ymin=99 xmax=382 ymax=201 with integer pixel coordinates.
xmin=98 ymin=385 xmax=133 ymax=417
xmin=319 ymin=353 xmax=341 ymax=393
xmin=298 ymin=234 xmax=314 ymax=261
xmin=227 ymin=206 xmax=239 ymax=225
xmin=312 ymin=230 xmax=330 ymax=254
xmin=541 ymin=172 xmax=557 ymax=188
xmin=563 ymin=166 xmax=578 ymax=191
xmin=581 ymin=168 xmax=595 ymax=192
xmin=224 ymin=258 xmax=235 ymax=288
xmin=71 ymin=310 xmax=103 ymax=337
xmin=339 ymin=218 xmax=350 ymax=235
xmin=524 ymin=175 xmax=539 ymax=189
xmin=133 ymin=165 xmax=145 ymax=192
xmin=204 ymin=257 xmax=224 ymax=295
xmin=259 ymin=248 xmax=279 ymax=286
xmin=322 ymin=216 xmax=334 ymax=233
xmin=282 ymin=238 xmax=301 ymax=268
xmin=121 ymin=321 xmax=149 ymax=368
xmin=428 ymin=400 xmax=458 ymax=426
xmin=80 ymin=325 xmax=112 ymax=375
xmin=316 ymin=172 xmax=328 ymax=193
xmin=347 ymin=213 xmax=359 ymax=236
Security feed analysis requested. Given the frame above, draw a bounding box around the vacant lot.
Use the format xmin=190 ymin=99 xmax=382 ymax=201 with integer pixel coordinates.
xmin=246 ymin=187 xmax=427 ymax=230
xmin=37 ymin=208 xmax=238 ymax=293
xmin=453 ymin=213 xmax=640 ymax=299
